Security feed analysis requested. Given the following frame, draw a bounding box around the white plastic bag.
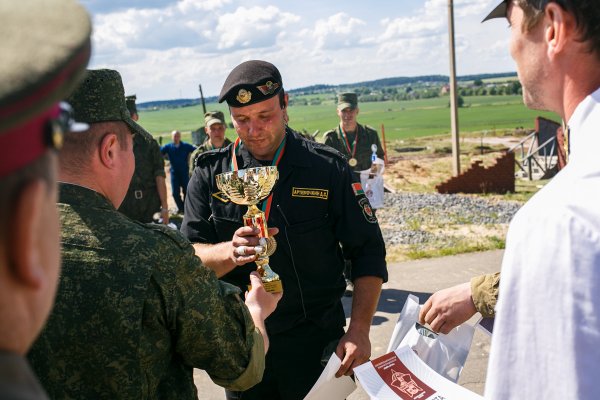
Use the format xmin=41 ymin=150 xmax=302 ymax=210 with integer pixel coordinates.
xmin=387 ymin=294 xmax=476 ymax=383
xmin=359 ymin=158 xmax=385 ymax=209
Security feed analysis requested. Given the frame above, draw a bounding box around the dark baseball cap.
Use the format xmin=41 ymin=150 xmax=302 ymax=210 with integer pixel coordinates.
xmin=205 ymin=111 xmax=226 ymax=127
xmin=337 ymin=92 xmax=358 ymax=111
xmin=0 ymin=0 xmax=92 ymax=177
xmin=483 ymin=0 xmax=549 ymax=22
xmin=67 ymin=69 xmax=146 ymax=137
xmin=218 ymin=60 xmax=283 ymax=107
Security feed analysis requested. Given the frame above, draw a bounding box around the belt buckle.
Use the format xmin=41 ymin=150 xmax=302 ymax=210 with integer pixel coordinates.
xmin=134 ymin=190 xmax=143 ymax=200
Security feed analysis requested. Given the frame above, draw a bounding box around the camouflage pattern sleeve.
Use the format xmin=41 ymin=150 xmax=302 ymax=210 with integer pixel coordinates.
xmin=470 ymin=272 xmax=500 ymax=318
xmin=149 ymin=239 xmax=265 ymax=390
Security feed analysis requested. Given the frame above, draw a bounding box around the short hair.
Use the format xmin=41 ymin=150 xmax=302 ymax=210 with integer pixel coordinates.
xmin=0 ymin=152 xmax=55 ymax=241
xmin=60 ymin=121 xmax=130 ymax=176
xmin=519 ymin=0 xmax=600 ymax=57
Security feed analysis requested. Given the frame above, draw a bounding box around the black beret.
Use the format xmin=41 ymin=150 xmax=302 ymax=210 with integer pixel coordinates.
xmin=218 ymin=60 xmax=283 ymax=107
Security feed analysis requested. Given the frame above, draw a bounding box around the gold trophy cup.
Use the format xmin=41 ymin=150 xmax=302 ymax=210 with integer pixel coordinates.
xmin=215 ymin=166 xmax=283 ymax=293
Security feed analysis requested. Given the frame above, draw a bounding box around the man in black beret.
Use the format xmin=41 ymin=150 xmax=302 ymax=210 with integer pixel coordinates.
xmin=182 ymin=60 xmax=388 ymax=399
xmin=0 ymin=0 xmax=91 ymax=398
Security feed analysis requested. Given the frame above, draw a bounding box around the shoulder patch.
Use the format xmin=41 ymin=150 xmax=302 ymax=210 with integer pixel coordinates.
xmin=145 ymin=223 xmax=191 ymax=249
xmin=358 ymin=197 xmax=378 ymax=223
xmin=352 ymin=182 xmax=364 ymax=196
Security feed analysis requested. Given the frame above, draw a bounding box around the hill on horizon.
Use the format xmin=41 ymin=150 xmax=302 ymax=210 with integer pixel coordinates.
xmin=138 ymin=71 xmax=516 ymax=110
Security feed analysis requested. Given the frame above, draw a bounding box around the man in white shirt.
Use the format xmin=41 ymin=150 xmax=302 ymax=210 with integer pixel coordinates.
xmin=481 ymin=1 xmax=600 ymax=398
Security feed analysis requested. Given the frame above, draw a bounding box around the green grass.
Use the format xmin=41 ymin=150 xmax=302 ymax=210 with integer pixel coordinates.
xmin=405 ymin=235 xmax=506 ymax=260
xmin=138 ymin=94 xmax=559 ymax=142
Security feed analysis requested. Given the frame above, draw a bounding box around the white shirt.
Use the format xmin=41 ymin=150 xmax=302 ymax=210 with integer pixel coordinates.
xmin=486 ymin=88 xmax=600 ymax=399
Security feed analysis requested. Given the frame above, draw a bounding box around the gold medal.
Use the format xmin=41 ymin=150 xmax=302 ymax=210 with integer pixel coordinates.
xmin=349 ymin=158 xmax=358 ymax=167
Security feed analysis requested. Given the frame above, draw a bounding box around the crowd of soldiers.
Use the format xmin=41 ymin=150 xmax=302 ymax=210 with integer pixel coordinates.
xmin=2 ymin=0 xmax=600 ymax=399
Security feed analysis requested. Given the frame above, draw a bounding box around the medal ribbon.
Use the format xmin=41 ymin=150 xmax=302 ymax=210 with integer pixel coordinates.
xmin=230 ymin=135 xmax=287 ymax=220
xmin=339 ymin=125 xmax=358 ymax=159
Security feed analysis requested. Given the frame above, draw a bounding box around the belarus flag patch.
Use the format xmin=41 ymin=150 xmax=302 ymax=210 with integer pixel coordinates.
xmin=352 ymin=182 xmax=364 ymax=196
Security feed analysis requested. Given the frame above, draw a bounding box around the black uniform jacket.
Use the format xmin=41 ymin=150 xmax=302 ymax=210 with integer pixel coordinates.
xmin=182 ymin=128 xmax=387 ymax=334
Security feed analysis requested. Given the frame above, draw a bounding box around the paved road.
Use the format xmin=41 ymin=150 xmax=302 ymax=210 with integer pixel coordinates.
xmin=194 ymin=250 xmax=503 ymax=399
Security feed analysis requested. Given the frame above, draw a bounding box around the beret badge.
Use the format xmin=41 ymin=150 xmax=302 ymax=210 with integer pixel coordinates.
xmin=257 ymin=80 xmax=280 ymax=96
xmin=236 ymin=89 xmax=252 ymax=104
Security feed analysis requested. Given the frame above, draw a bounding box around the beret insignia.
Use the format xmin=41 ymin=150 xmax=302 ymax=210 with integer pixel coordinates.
xmin=256 ymin=81 xmax=280 ymax=96
xmin=236 ymin=89 xmax=252 ymax=104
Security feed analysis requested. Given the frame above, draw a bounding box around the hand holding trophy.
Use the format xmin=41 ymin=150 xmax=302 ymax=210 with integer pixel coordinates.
xmin=216 ymin=166 xmax=283 ymax=293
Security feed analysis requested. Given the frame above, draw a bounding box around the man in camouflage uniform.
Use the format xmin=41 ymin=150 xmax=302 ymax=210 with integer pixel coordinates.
xmin=0 ymin=1 xmax=91 ymax=399
xmin=189 ymin=111 xmax=232 ymax=176
xmin=323 ymin=92 xmax=385 ymax=177
xmin=28 ymin=69 xmax=282 ymax=399
xmin=119 ymin=94 xmax=170 ymax=224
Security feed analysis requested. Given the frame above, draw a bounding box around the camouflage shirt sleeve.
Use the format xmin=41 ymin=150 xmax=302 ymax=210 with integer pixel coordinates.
xmin=146 ymin=231 xmax=264 ymax=390
xmin=150 ymin=139 xmax=166 ymax=178
xmin=470 ymin=272 xmax=500 ymax=318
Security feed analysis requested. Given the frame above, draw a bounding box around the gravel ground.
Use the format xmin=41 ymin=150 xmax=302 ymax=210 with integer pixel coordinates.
xmin=376 ymin=192 xmax=523 ymax=247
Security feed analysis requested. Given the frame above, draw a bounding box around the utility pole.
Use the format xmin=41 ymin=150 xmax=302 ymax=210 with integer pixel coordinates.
xmin=448 ymin=0 xmax=460 ymax=176
xmin=198 ymin=84 xmax=207 ymax=114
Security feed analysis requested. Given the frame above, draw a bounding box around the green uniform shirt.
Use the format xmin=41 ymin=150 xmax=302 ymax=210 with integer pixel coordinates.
xmin=323 ymin=123 xmax=384 ymax=172
xmin=119 ymin=130 xmax=166 ymax=222
xmin=29 ymin=184 xmax=264 ymax=399
xmin=189 ymin=138 xmax=232 ymax=176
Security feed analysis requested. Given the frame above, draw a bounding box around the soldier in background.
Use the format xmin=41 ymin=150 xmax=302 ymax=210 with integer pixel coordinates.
xmin=189 ymin=111 xmax=232 ymax=176
xmin=323 ymin=93 xmax=385 ymax=296
xmin=119 ymin=94 xmax=170 ymax=224
xmin=0 ymin=0 xmax=91 ymax=398
xmin=323 ymin=92 xmax=384 ymax=178
xmin=28 ymin=69 xmax=281 ymax=399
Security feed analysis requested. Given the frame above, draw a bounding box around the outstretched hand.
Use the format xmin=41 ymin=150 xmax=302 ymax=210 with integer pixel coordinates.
xmin=419 ymin=281 xmax=476 ymax=334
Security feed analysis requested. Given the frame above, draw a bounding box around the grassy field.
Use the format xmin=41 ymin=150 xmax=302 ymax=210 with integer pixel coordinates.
xmin=139 ymin=94 xmax=559 ymax=143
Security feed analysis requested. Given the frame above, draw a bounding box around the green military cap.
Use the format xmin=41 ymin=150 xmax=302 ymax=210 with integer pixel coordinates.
xmin=482 ymin=0 xmax=547 ymax=22
xmin=125 ymin=94 xmax=138 ymax=116
xmin=205 ymin=111 xmax=226 ymax=127
xmin=68 ymin=69 xmax=146 ymax=137
xmin=0 ymin=0 xmax=91 ymax=177
xmin=219 ymin=60 xmax=283 ymax=107
xmin=337 ymin=92 xmax=358 ymax=111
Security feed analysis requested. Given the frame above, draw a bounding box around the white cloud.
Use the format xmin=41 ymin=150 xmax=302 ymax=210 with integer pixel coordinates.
xmin=310 ymin=12 xmax=367 ymax=50
xmin=215 ymin=6 xmax=300 ymax=50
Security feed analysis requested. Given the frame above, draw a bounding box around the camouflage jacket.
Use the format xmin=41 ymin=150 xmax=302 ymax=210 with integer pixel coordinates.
xmin=189 ymin=138 xmax=232 ymax=176
xmin=28 ymin=184 xmax=264 ymax=400
xmin=323 ymin=123 xmax=384 ymax=172
xmin=119 ymin=130 xmax=165 ymax=222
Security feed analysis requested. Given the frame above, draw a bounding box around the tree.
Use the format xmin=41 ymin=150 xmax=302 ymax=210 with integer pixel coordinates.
xmin=474 ymin=79 xmax=484 ymax=86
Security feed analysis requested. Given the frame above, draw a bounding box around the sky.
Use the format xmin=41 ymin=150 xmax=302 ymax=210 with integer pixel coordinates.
xmin=82 ymin=0 xmax=514 ymax=102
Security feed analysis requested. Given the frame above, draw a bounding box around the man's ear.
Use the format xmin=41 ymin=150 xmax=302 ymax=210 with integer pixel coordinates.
xmin=8 ymin=180 xmax=47 ymax=288
xmin=283 ymin=92 xmax=289 ymax=109
xmin=98 ymin=132 xmax=119 ymax=169
xmin=545 ymin=2 xmax=572 ymax=59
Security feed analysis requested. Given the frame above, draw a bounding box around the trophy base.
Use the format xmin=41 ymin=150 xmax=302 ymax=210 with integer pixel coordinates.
xmin=248 ymin=279 xmax=283 ymax=293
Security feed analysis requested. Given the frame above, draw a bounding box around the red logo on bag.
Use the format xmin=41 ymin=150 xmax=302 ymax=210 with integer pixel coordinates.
xmin=372 ymin=352 xmax=437 ymax=400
